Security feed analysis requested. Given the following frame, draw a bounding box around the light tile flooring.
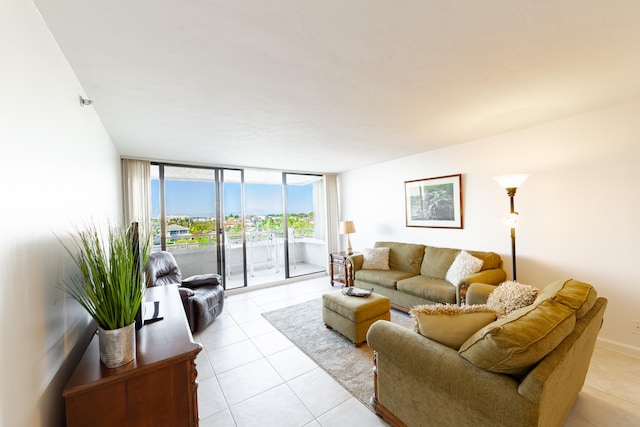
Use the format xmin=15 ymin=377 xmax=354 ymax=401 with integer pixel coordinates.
xmin=193 ymin=276 xmax=640 ymax=427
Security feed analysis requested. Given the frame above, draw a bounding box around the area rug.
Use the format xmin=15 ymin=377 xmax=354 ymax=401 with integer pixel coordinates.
xmin=262 ymin=298 xmax=413 ymax=408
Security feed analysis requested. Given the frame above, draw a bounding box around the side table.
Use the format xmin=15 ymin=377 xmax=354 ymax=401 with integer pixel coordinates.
xmin=329 ymin=251 xmax=359 ymax=287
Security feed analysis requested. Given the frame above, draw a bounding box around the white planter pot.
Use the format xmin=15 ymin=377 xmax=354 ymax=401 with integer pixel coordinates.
xmin=98 ymin=322 xmax=136 ymax=368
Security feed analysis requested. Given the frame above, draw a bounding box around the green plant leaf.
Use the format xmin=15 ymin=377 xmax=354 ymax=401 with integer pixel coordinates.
xmin=58 ymin=223 xmax=150 ymax=330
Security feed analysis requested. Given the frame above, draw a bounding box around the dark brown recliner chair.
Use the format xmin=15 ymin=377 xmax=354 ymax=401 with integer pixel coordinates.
xmin=145 ymin=251 xmax=224 ymax=333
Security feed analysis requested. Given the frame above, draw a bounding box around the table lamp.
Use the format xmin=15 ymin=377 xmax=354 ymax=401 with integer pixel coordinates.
xmin=340 ymin=221 xmax=356 ymax=255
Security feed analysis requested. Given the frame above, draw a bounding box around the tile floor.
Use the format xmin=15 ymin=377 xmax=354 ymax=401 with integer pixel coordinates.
xmin=194 ymin=276 xmax=640 ymax=427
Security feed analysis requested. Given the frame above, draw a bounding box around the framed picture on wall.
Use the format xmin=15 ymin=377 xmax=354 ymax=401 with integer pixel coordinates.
xmin=404 ymin=174 xmax=463 ymax=228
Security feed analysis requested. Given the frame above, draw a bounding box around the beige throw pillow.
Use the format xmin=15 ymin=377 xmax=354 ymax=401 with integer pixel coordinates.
xmin=445 ymin=250 xmax=483 ymax=285
xmin=409 ymin=304 xmax=497 ymax=350
xmin=486 ymin=281 xmax=538 ymax=317
xmin=362 ymin=247 xmax=390 ymax=270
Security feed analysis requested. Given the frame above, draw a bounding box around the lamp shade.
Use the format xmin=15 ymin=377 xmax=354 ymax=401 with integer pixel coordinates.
xmin=493 ymin=174 xmax=530 ymax=189
xmin=340 ymin=221 xmax=356 ymax=234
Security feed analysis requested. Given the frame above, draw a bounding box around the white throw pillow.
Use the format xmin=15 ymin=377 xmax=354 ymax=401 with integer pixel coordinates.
xmin=445 ymin=250 xmax=483 ymax=285
xmin=362 ymin=247 xmax=390 ymax=270
xmin=486 ymin=281 xmax=538 ymax=317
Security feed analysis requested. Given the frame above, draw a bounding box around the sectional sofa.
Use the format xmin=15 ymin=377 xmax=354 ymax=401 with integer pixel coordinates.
xmin=349 ymin=241 xmax=507 ymax=309
xmin=367 ymin=279 xmax=606 ymax=427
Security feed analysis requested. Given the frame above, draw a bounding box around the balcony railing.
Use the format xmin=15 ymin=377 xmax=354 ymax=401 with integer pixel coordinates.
xmin=154 ymin=228 xmax=326 ymax=286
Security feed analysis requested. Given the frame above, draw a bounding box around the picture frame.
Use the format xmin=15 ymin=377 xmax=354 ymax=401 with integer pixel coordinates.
xmin=404 ymin=174 xmax=463 ymax=228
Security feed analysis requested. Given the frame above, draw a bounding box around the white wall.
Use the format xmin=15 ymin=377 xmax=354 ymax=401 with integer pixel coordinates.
xmin=340 ymin=100 xmax=640 ymax=356
xmin=0 ymin=1 xmax=122 ymax=426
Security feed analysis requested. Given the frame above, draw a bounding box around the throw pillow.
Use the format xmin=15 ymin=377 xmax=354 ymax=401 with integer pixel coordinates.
xmin=486 ymin=281 xmax=538 ymax=317
xmin=458 ymin=299 xmax=576 ymax=375
xmin=362 ymin=247 xmax=390 ymax=270
xmin=421 ymin=246 xmax=459 ymax=279
xmin=409 ymin=304 xmax=497 ymax=350
xmin=535 ymin=279 xmax=597 ymax=319
xmin=445 ymin=250 xmax=483 ymax=285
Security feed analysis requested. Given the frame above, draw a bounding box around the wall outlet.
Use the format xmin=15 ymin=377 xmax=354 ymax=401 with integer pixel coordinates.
xmin=633 ymin=320 xmax=640 ymax=335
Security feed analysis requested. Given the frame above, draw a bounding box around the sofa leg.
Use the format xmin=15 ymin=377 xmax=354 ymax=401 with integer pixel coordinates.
xmin=374 ymin=401 xmax=408 ymax=427
xmin=372 ymin=352 xmax=378 ymax=402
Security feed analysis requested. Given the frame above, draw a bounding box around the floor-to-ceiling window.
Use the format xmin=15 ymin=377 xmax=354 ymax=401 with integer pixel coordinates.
xmin=285 ymin=173 xmax=326 ymax=279
xmin=151 ymin=163 xmax=326 ymax=289
xmin=150 ymin=164 xmax=221 ymax=278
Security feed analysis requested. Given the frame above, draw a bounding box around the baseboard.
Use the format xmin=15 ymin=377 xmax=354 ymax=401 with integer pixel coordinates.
xmin=596 ymin=337 xmax=640 ymax=358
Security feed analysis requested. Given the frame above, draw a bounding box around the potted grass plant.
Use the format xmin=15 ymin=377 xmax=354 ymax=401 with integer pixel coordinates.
xmin=60 ymin=222 xmax=150 ymax=368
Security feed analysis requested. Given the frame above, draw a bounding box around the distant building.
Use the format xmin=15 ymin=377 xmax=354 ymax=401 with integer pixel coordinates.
xmin=224 ymin=218 xmax=242 ymax=229
xmin=166 ymin=224 xmax=190 ymax=236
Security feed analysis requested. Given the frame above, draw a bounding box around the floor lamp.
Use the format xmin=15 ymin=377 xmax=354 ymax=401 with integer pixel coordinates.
xmin=494 ymin=174 xmax=529 ymax=281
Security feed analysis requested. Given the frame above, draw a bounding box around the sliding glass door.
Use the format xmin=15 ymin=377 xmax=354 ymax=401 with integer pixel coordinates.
xmin=151 ymin=164 xmax=326 ymax=288
xmin=243 ymin=170 xmax=286 ymax=286
xmin=284 ymin=173 xmax=326 ymax=278
xmin=220 ymin=169 xmax=247 ymax=290
xmin=151 ymin=165 xmax=220 ymax=277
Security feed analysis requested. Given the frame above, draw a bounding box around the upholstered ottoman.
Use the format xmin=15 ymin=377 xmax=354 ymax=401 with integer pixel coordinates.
xmin=322 ymin=290 xmax=391 ymax=346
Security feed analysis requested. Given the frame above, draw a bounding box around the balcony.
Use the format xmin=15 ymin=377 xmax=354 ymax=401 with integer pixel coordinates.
xmin=156 ymin=229 xmax=327 ymax=289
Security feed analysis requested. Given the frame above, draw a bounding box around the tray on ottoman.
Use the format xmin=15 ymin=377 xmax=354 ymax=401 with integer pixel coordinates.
xmin=322 ymin=290 xmax=391 ymax=346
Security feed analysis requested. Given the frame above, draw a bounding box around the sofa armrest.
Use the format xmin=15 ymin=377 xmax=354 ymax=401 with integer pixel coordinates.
xmin=181 ymin=273 xmax=222 ymax=288
xmin=465 ymin=283 xmax=498 ymax=305
xmin=518 ymin=298 xmax=607 ymax=403
xmin=465 ymin=267 xmax=507 ymax=285
xmin=348 ymin=253 xmax=364 ymax=271
xmin=178 ymin=286 xmax=195 ymax=298
xmin=458 ymin=268 xmax=506 ymax=303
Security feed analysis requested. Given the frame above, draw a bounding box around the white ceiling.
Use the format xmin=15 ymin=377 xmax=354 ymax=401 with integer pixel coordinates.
xmin=35 ymin=0 xmax=640 ymax=174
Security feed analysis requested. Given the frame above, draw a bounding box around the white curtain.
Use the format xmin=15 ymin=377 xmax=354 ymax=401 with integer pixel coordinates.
xmin=324 ymin=174 xmax=340 ymax=256
xmin=121 ymin=158 xmax=151 ymax=234
xmin=313 ymin=178 xmax=325 ymax=239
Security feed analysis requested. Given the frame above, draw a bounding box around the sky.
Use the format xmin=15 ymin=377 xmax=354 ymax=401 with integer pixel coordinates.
xmin=151 ymin=180 xmax=314 ymax=217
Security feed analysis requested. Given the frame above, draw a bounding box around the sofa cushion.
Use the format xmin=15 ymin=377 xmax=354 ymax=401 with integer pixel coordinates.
xmin=420 ymin=246 xmax=459 ymax=279
xmin=458 ymin=298 xmax=576 ymax=375
xmin=445 ymin=250 xmax=484 ymax=285
xmin=397 ymin=275 xmax=457 ymax=304
xmin=355 ymin=269 xmax=416 ymax=290
xmin=467 ymin=250 xmax=503 ymax=271
xmin=362 ymin=247 xmax=390 ymax=270
xmin=410 ymin=304 xmax=497 ymax=350
xmin=535 ymin=279 xmax=597 ymax=319
xmin=374 ymin=242 xmax=425 ymax=274
xmin=486 ymin=281 xmax=538 ymax=317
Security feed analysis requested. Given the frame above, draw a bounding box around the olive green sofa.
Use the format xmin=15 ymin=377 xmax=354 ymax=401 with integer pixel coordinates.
xmin=350 ymin=241 xmax=506 ymax=309
xmin=367 ymin=279 xmax=607 ymax=427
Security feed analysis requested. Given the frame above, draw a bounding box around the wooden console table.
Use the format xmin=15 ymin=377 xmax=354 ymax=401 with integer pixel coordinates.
xmin=63 ymin=285 xmax=203 ymax=427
